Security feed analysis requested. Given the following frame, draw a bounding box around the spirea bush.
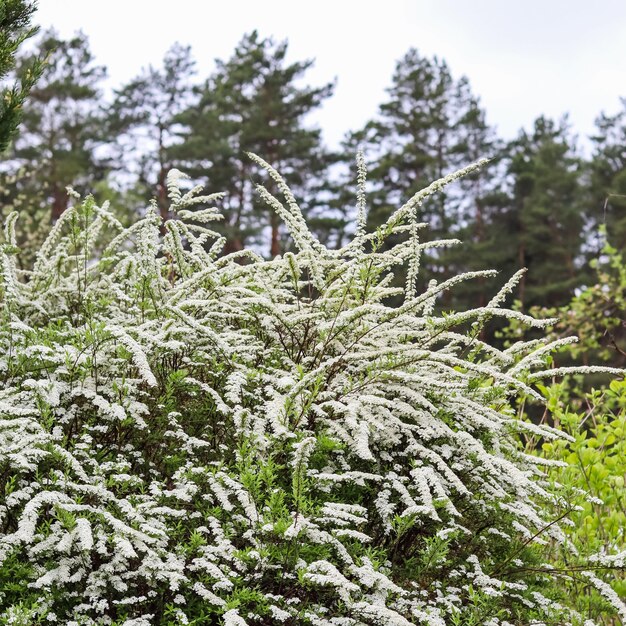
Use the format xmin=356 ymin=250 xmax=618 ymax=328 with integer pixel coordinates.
xmin=0 ymin=154 xmax=622 ymax=625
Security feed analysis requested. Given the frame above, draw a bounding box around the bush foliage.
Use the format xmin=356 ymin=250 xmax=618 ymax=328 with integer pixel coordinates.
xmin=0 ymin=157 xmax=623 ymax=625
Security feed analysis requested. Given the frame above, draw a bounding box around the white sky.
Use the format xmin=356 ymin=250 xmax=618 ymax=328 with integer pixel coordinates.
xmin=34 ymin=0 xmax=626 ymax=152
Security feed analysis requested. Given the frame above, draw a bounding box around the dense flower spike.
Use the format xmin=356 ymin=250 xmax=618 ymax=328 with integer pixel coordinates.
xmin=0 ymin=157 xmax=621 ymax=625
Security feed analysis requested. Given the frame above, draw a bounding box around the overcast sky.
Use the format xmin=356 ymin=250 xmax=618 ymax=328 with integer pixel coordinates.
xmin=34 ymin=0 xmax=626 ymax=153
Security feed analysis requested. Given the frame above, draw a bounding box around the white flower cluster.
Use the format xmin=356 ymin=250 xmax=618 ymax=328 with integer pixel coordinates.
xmin=0 ymin=156 xmax=619 ymax=624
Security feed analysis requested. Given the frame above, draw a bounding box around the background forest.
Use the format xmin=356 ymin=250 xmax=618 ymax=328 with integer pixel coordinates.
xmin=3 ymin=26 xmax=626 ymax=321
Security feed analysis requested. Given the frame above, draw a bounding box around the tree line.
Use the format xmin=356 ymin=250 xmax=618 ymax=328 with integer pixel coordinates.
xmin=3 ymin=27 xmax=626 ymax=313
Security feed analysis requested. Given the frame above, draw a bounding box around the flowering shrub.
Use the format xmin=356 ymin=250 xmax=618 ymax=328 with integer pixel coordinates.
xmin=0 ymin=155 xmax=622 ymax=625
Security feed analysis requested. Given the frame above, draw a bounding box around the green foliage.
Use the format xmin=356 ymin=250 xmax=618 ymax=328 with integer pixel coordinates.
xmin=532 ymin=382 xmax=626 ymax=624
xmin=0 ymin=0 xmax=45 ymax=153
xmin=557 ymin=236 xmax=626 ymax=368
xmin=512 ymin=240 xmax=626 ymax=624
xmin=501 ymin=232 xmax=626 ymax=369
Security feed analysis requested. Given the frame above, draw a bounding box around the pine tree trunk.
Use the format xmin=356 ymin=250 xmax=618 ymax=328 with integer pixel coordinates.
xmin=156 ymin=124 xmax=170 ymax=228
xmin=223 ymin=237 xmax=244 ymax=255
xmin=270 ymin=210 xmax=280 ymax=257
xmin=518 ymin=242 xmax=526 ymax=307
xmin=474 ymin=189 xmax=486 ymax=309
xmin=157 ymin=166 xmax=169 ymax=225
xmin=51 ymin=186 xmax=67 ymax=222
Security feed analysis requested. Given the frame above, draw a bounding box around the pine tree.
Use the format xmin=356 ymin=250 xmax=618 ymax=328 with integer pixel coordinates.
xmin=318 ymin=130 xmax=369 ymax=250
xmin=505 ymin=116 xmax=586 ymax=308
xmin=107 ymin=43 xmax=196 ymax=222
xmin=363 ymin=50 xmax=455 ymax=233
xmin=8 ymin=29 xmax=108 ymax=221
xmin=0 ymin=0 xmax=45 ymax=152
xmin=442 ymin=80 xmax=504 ymax=310
xmin=173 ymin=31 xmax=334 ymax=256
xmin=348 ymin=48 xmax=497 ymax=305
xmin=589 ymin=101 xmax=626 ymax=253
